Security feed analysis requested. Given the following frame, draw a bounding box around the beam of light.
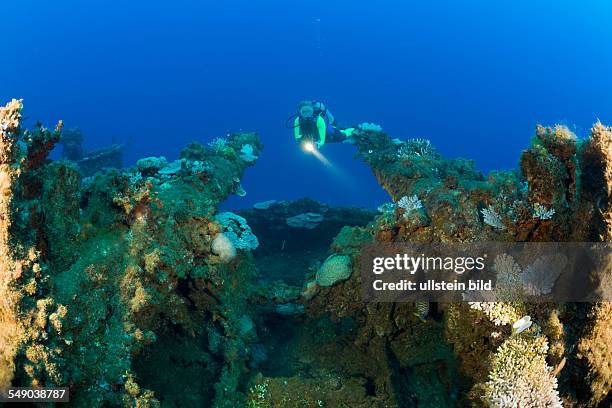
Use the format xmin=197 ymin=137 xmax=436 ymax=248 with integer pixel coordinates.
xmin=311 ymin=148 xmax=331 ymax=167
xmin=303 ymin=141 xmax=315 ymax=152
xmin=300 ymin=142 xmax=364 ymax=195
xmin=302 ymin=141 xmax=330 ymax=166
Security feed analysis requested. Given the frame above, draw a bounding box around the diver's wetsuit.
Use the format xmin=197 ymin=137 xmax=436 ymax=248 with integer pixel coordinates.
xmin=325 ymin=126 xmax=347 ymax=143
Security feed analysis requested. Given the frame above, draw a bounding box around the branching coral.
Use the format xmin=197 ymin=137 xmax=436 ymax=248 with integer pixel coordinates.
xmin=484 ymin=335 xmax=562 ymax=407
xmin=468 ymin=302 xmax=523 ymax=327
xmin=481 ymin=205 xmax=506 ymax=230
xmin=397 ymin=138 xmax=437 ymax=158
xmin=397 ymin=195 xmax=423 ymax=216
xmin=532 ymin=203 xmax=556 ymax=220
xmin=208 ymin=137 xmax=234 ymax=155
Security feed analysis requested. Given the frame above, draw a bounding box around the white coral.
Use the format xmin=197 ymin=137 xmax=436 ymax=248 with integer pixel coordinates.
xmin=485 ymin=336 xmax=562 ymax=407
xmin=397 ymin=195 xmax=422 ymax=217
xmin=481 ymin=205 xmax=506 ymax=230
xmin=239 ymin=144 xmax=257 ymax=162
xmin=532 ymin=203 xmax=555 ymax=220
xmin=357 ymin=122 xmax=383 ymax=132
xmin=397 ymin=138 xmax=436 ymax=158
xmin=0 ymin=98 xmax=23 ymax=135
xmin=211 ymin=233 xmax=236 ymax=263
xmin=468 ymin=302 xmax=521 ymax=326
xmin=214 ymin=212 xmax=259 ymax=250
xmin=208 ymin=137 xmax=228 ymax=153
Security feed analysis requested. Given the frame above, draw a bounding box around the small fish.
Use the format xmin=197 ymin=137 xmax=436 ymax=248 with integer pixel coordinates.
xmin=551 ymin=357 xmax=566 ymax=377
xmin=414 ymin=301 xmax=429 ymax=321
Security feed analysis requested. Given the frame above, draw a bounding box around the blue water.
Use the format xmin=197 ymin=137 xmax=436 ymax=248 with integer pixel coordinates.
xmin=3 ymin=1 xmax=612 ymax=209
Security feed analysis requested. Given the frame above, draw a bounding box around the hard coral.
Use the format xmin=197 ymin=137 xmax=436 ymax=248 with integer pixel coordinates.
xmin=212 ymin=233 xmax=237 ymax=263
xmin=1 ymin=98 xmax=264 ymax=407
xmin=0 ymin=98 xmax=23 ymax=163
xmin=215 ymin=212 xmax=259 ymax=250
xmin=0 ymin=100 xmax=66 ymax=393
xmin=577 ymin=302 xmax=612 ymax=405
xmin=578 ymin=122 xmax=612 ymax=241
xmin=316 ymin=254 xmax=352 ymax=287
xmin=484 ymin=335 xmax=562 ymax=408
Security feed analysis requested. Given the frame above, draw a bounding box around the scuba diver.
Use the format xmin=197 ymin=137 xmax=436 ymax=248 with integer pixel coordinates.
xmin=287 ymin=100 xmax=354 ymax=150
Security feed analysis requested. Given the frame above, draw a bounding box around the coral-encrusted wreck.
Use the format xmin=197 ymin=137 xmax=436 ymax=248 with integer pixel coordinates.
xmin=296 ymin=124 xmax=612 ymax=407
xmin=1 ymin=98 xmax=611 ymax=407
xmin=0 ymin=99 xmax=264 ymax=407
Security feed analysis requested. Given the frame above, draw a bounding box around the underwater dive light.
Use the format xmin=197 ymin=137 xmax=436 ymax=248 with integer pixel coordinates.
xmin=303 ymin=141 xmax=315 ymax=153
xmin=301 ymin=140 xmax=331 ymax=166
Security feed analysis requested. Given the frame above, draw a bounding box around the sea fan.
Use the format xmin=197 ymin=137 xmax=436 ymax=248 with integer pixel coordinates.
xmin=522 ymin=254 xmax=566 ymax=296
xmin=493 ymin=253 xmax=523 ymax=300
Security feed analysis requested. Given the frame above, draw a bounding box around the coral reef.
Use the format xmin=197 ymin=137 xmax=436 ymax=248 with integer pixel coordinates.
xmin=577 ymin=302 xmax=612 ymax=406
xmin=136 ymin=156 xmax=168 ymax=176
xmin=1 ymin=98 xmax=611 ymax=407
xmin=302 ymin=123 xmax=612 ymax=407
xmin=0 ymin=99 xmax=66 ymax=393
xmin=0 ymin=100 xmax=264 ymax=407
xmin=215 ymin=212 xmax=259 ymax=251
